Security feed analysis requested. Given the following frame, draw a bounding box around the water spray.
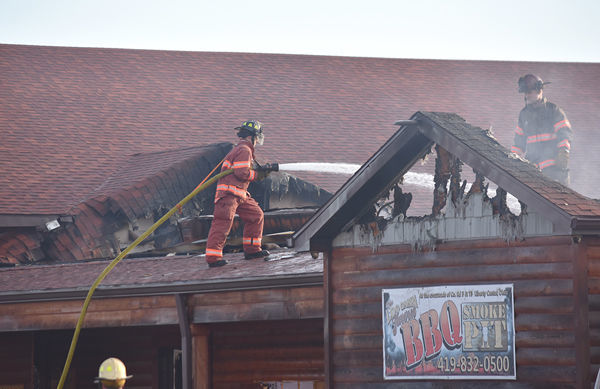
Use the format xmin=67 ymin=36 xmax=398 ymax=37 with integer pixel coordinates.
xmin=277 ymin=162 xmax=435 ymax=187
xmin=277 ymin=162 xmax=522 ymax=213
xmin=278 ymin=162 xmax=361 ymax=175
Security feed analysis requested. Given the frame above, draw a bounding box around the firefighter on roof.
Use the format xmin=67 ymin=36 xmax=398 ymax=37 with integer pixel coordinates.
xmin=205 ymin=120 xmax=272 ymax=267
xmin=511 ymin=73 xmax=573 ymax=185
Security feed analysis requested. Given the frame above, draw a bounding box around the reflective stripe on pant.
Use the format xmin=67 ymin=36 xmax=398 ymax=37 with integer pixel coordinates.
xmin=205 ymin=194 xmax=264 ymax=263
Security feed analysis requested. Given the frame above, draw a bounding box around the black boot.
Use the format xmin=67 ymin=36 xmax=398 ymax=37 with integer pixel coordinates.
xmin=208 ymin=259 xmax=227 ymax=268
xmin=244 ymin=249 xmax=270 ymax=260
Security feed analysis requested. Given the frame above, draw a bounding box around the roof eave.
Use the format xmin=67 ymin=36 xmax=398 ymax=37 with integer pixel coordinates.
xmin=0 ymin=272 xmax=324 ymax=304
xmin=570 ymin=217 xmax=600 ymax=235
xmin=0 ymin=214 xmax=63 ymax=228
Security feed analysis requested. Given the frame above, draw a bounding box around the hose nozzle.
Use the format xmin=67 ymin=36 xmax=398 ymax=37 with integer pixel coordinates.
xmin=257 ymin=162 xmax=279 ymax=172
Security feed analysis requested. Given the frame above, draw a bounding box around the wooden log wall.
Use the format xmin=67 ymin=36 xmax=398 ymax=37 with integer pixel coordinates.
xmin=327 ymin=236 xmax=582 ymax=388
xmin=1 ymin=286 xmax=324 ymax=388
xmin=0 ymin=295 xmax=179 ymax=332
xmin=189 ymin=286 xmax=323 ymax=323
xmin=0 ymin=332 xmax=33 ymax=389
xmin=587 ymin=237 xmax=600 ymax=385
xmin=33 ymin=325 xmax=180 ymax=389
xmin=210 ymin=319 xmax=324 ymax=388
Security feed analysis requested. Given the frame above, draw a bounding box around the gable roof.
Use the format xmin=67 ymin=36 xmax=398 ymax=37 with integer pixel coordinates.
xmin=2 ymin=44 xmax=600 ymax=223
xmin=293 ymin=112 xmax=600 ymax=251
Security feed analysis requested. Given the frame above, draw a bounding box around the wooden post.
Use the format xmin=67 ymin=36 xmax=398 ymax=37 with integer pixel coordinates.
xmin=191 ymin=324 xmax=210 ymax=389
xmin=176 ymin=294 xmax=192 ymax=389
xmin=323 ymin=248 xmax=333 ymax=389
xmin=574 ymin=239 xmax=591 ymax=388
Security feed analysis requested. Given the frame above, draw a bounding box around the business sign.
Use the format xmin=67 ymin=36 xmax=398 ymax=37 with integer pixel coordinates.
xmin=382 ymin=284 xmax=515 ymax=380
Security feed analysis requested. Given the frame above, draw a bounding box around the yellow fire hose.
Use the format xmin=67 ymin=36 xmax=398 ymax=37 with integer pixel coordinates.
xmin=57 ymin=168 xmax=233 ymax=389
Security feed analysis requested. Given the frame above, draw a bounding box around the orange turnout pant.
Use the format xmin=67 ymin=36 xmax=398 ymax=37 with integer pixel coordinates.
xmin=205 ymin=194 xmax=264 ymax=264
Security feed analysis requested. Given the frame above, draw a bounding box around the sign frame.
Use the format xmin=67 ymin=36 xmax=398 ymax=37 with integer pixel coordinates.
xmin=382 ymin=284 xmax=516 ymax=380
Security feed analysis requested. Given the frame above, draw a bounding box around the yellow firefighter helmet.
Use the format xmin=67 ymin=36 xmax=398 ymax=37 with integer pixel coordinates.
xmin=94 ymin=357 xmax=132 ymax=387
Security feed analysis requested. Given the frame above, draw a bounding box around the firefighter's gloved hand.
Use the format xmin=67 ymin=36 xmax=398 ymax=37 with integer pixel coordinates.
xmin=556 ymin=148 xmax=569 ymax=170
xmin=254 ymin=169 xmax=271 ymax=181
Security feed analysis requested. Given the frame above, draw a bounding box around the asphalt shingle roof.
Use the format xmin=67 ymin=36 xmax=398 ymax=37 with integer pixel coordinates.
xmin=418 ymin=111 xmax=600 ymax=218
xmin=2 ymin=44 xmax=600 ymax=217
xmin=0 ymin=249 xmax=322 ymax=301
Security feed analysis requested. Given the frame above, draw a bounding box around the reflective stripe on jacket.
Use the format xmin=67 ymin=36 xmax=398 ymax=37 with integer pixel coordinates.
xmin=512 ymin=98 xmax=572 ymax=170
xmin=215 ymin=139 xmax=257 ymax=201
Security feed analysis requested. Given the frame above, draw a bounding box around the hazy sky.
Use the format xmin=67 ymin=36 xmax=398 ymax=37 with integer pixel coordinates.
xmin=1 ymin=0 xmax=599 ymax=62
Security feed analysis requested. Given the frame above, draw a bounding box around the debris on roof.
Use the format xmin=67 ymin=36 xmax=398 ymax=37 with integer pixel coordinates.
xmin=0 ymin=144 xmax=331 ymax=265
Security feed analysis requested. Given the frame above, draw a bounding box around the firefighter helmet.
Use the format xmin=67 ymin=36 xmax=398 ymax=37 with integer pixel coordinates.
xmin=518 ymin=74 xmax=549 ymax=93
xmin=235 ymin=120 xmax=264 ymax=145
xmin=94 ymin=357 xmax=132 ymax=388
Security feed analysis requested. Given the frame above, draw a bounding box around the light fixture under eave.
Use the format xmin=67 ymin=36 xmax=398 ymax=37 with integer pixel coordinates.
xmin=45 ymin=219 xmax=60 ymax=231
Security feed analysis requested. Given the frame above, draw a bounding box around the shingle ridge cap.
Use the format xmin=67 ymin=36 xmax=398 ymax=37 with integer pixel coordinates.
xmin=130 ymin=142 xmax=232 ymax=158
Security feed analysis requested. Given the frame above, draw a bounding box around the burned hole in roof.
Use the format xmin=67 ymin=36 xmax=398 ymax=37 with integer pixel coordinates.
xmin=351 ymin=142 xmax=531 ymax=251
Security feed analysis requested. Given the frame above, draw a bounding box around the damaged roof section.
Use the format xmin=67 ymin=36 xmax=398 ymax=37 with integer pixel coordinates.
xmin=293 ymin=112 xmax=600 ymax=252
xmin=0 ymin=143 xmax=332 ymax=266
xmin=0 ymin=143 xmax=231 ymax=265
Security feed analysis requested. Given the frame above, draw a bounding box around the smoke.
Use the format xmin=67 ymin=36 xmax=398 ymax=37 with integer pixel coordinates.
xmin=279 ymin=162 xmax=522 ymax=213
